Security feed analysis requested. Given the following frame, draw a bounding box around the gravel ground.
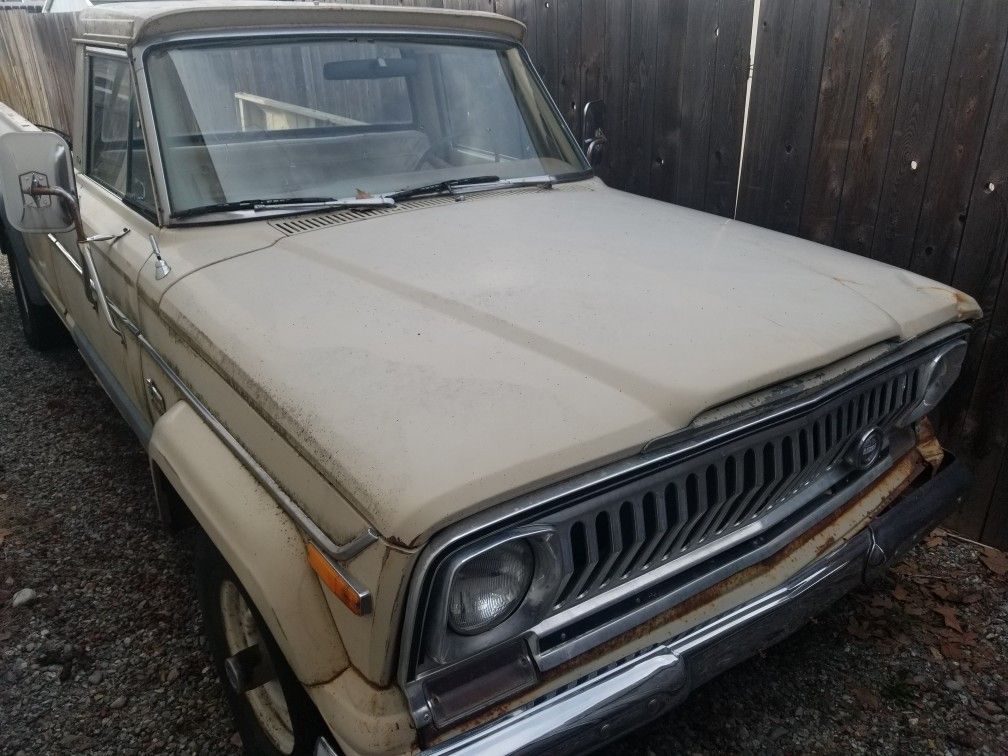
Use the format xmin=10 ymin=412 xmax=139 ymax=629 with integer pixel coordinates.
xmin=1 ymin=261 xmax=1006 ymax=755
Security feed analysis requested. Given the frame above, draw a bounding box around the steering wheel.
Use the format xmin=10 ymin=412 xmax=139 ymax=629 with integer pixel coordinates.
xmin=412 ymin=125 xmax=494 ymax=170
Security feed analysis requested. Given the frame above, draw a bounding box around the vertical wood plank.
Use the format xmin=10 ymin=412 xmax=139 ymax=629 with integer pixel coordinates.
xmin=536 ymin=0 xmax=560 ymax=100
xmin=623 ymin=0 xmax=660 ymax=196
xmin=648 ymin=0 xmax=689 ymax=203
xmin=703 ymin=0 xmax=754 ymax=218
xmin=673 ymin=0 xmax=720 ymax=209
xmin=832 ymin=0 xmax=914 ymax=257
xmin=908 ymin=0 xmax=1008 ymax=284
xmin=599 ymin=0 xmax=631 ymax=187
xmin=869 ymin=0 xmax=962 ymax=268
xmin=736 ymin=0 xmax=797 ymax=224
xmin=578 ymin=0 xmax=606 ymax=138
xmin=762 ymin=0 xmax=832 ymax=234
xmin=556 ymin=0 xmax=583 ymax=133
xmin=799 ymin=0 xmax=872 ymax=246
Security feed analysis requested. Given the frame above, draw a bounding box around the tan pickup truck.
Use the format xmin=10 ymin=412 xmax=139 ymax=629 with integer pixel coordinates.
xmin=0 ymin=2 xmax=983 ymax=755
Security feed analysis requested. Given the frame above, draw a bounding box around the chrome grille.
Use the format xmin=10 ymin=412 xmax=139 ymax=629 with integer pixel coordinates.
xmin=546 ymin=358 xmax=926 ymax=612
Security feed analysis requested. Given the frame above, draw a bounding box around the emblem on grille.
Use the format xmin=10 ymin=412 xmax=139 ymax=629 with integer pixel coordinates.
xmin=848 ymin=427 xmax=884 ymax=471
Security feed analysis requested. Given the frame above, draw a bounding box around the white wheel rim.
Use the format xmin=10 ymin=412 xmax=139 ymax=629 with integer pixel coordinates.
xmin=219 ymin=580 xmax=295 ymax=754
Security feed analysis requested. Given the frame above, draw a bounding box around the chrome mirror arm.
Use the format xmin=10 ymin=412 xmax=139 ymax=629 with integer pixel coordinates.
xmin=79 ymin=243 xmax=124 ymax=343
xmin=27 ymin=180 xmax=126 ymax=342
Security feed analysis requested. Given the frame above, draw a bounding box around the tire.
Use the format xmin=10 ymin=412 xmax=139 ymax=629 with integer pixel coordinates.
xmin=6 ymin=252 xmax=67 ymax=350
xmin=193 ymin=532 xmax=328 ymax=756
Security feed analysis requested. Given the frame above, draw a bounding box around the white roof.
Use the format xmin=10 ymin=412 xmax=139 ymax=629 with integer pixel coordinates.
xmin=76 ymin=1 xmax=525 ymax=46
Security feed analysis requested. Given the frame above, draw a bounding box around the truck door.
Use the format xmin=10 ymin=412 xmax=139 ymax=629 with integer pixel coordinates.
xmin=51 ymin=50 xmax=157 ymax=439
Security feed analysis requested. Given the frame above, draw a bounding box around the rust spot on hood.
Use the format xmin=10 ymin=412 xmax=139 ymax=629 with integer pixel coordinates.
xmin=915 ymin=286 xmax=981 ymax=320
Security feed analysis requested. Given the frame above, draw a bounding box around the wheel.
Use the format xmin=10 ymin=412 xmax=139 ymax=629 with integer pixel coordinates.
xmin=193 ymin=532 xmax=328 ymax=756
xmin=6 ymin=252 xmax=67 ymax=350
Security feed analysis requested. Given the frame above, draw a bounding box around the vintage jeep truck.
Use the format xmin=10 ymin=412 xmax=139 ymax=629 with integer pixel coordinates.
xmin=0 ymin=2 xmax=983 ymax=754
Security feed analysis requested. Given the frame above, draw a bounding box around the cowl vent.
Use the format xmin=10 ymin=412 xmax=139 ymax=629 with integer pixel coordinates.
xmin=269 ymin=184 xmax=590 ymax=236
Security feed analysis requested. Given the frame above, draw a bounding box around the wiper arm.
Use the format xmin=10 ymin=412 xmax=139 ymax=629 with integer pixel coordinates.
xmin=385 ymin=175 xmax=501 ymax=202
xmin=252 ymin=196 xmax=395 ymax=211
xmin=172 ymin=195 xmax=394 ymax=219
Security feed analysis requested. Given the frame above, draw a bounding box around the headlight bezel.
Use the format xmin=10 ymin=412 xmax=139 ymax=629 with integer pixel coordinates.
xmin=422 ymin=525 xmax=564 ymax=667
xmin=896 ymin=339 xmax=968 ymax=427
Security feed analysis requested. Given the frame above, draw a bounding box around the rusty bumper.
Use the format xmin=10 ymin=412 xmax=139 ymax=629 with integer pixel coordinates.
xmin=417 ymin=455 xmax=970 ymax=756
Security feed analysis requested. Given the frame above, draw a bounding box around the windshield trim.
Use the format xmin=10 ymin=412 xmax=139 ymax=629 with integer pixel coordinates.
xmin=163 ymin=169 xmax=595 ymax=227
xmin=137 ymin=28 xmax=592 ymax=227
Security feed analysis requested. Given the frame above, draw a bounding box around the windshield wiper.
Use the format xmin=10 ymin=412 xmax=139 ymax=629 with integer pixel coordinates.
xmin=172 ymin=195 xmax=394 ymax=219
xmin=384 ymin=175 xmax=502 ymax=202
xmin=385 ymin=175 xmax=568 ymax=203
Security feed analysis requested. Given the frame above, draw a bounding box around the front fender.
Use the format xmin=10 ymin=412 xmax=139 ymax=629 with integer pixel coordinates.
xmin=148 ymin=400 xmax=350 ymax=685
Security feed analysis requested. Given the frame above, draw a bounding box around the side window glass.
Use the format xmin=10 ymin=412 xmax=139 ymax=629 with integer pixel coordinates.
xmin=87 ymin=56 xmax=155 ymax=213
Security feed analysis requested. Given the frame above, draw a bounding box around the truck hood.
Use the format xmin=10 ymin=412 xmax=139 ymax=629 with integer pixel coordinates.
xmin=158 ymin=180 xmax=978 ymax=545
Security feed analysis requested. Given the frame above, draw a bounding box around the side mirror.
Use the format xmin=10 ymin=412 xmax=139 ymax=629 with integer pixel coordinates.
xmin=0 ymin=131 xmax=79 ymax=236
xmin=582 ymin=99 xmax=607 ymax=167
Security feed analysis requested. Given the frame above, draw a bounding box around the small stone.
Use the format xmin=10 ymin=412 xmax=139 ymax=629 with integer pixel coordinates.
xmin=88 ymin=670 xmax=102 ymax=685
xmin=229 ymin=732 xmax=242 ymax=747
xmin=109 ymin=696 xmax=127 ymax=710
xmin=945 ymin=678 xmax=964 ymax=691
xmin=11 ymin=588 xmax=36 ymax=608
xmin=769 ymin=727 xmax=788 ymax=741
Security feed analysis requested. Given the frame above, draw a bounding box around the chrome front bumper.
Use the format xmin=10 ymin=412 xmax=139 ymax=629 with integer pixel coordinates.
xmin=419 ymin=456 xmax=970 ymax=756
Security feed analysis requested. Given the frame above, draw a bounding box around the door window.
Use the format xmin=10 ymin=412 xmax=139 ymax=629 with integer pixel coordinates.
xmin=87 ymin=56 xmax=155 ymax=213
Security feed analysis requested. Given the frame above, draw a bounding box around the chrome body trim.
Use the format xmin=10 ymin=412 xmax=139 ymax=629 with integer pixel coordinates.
xmin=398 ymin=322 xmax=971 ymax=726
xmin=45 ymin=234 xmax=378 ymax=606
xmin=69 ymin=319 xmax=153 ymax=445
xmin=421 ymin=457 xmax=970 ymax=756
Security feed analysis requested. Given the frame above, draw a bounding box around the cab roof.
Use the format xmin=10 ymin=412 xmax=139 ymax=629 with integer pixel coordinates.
xmin=76 ymin=1 xmax=526 ymax=47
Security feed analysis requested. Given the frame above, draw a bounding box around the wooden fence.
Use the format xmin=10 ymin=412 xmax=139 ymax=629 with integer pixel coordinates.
xmin=735 ymin=0 xmax=1008 ymax=547
xmin=1 ymin=1 xmax=1007 ymax=546
xmin=0 ymin=10 xmax=74 ymax=133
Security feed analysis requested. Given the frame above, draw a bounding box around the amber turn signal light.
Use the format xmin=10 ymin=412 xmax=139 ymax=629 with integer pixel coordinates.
xmin=307 ymin=542 xmax=369 ymax=616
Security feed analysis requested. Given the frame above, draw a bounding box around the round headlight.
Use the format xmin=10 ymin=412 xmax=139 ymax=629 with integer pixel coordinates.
xmin=447 ymin=540 xmax=534 ymax=635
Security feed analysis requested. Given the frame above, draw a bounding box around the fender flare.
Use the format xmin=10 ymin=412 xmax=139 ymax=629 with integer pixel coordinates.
xmin=148 ymin=401 xmax=350 ymax=686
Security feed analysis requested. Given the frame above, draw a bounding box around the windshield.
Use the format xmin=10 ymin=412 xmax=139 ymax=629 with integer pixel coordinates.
xmin=145 ymin=35 xmax=589 ymax=217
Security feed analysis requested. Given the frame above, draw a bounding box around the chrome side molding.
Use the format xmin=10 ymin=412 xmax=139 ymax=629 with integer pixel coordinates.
xmin=46 ymin=233 xmax=377 ymax=610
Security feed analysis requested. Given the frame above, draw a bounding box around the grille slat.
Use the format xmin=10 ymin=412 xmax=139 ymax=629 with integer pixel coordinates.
xmin=549 ymin=355 xmax=931 ymax=613
xmin=696 ymin=454 xmax=744 ymax=543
